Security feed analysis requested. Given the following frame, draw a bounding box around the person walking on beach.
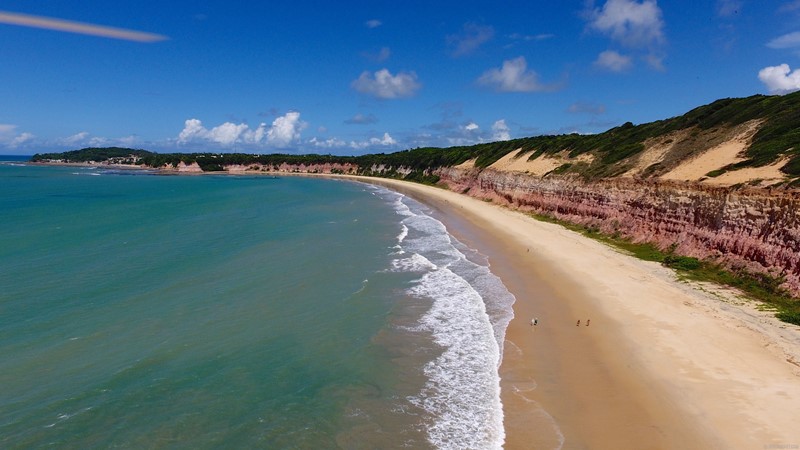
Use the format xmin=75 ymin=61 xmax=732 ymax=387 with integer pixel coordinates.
xmin=586 ymin=319 xmax=590 ymax=326
xmin=576 ymin=319 xmax=581 ymax=326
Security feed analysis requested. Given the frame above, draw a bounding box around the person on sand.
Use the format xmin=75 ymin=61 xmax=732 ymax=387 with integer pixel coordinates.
xmin=576 ymin=319 xmax=580 ymax=326
xmin=586 ymin=319 xmax=590 ymax=326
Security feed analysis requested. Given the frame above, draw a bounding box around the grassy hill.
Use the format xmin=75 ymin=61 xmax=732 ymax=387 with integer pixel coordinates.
xmin=31 ymin=91 xmax=800 ymax=186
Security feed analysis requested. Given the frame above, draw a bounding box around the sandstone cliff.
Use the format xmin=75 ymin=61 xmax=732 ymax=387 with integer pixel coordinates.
xmin=436 ymin=165 xmax=800 ymax=295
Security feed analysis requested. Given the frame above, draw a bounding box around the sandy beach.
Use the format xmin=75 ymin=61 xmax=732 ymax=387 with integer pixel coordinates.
xmin=355 ymin=176 xmax=800 ymax=449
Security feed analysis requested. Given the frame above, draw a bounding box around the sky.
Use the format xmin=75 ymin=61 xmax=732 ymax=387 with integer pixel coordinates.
xmin=1 ymin=0 xmax=800 ymax=155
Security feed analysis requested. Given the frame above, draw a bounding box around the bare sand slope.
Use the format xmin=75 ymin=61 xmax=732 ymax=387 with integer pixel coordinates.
xmin=353 ymin=176 xmax=800 ymax=449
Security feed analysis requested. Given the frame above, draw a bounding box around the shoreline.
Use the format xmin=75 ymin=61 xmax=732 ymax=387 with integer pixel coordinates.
xmin=353 ymin=176 xmax=800 ymax=449
xmin=25 ymin=163 xmax=800 ymax=446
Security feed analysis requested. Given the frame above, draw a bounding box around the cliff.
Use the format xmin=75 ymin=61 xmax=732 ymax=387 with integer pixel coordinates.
xmin=437 ymin=165 xmax=800 ymax=295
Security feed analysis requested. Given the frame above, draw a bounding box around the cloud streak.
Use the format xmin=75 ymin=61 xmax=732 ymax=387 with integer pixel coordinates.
xmin=447 ymin=23 xmax=494 ymax=57
xmin=0 ymin=10 xmax=167 ymax=42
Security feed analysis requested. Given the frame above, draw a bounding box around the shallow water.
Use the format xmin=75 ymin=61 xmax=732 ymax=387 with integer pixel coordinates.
xmin=0 ymin=162 xmax=514 ymax=449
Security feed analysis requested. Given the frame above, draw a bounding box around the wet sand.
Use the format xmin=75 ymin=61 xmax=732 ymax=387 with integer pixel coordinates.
xmin=355 ymin=176 xmax=800 ymax=449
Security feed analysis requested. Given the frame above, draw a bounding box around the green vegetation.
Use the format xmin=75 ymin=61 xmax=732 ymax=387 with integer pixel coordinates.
xmin=529 ymin=212 xmax=800 ymax=325
xmin=31 ymin=147 xmax=153 ymax=163
xmin=28 ymin=92 xmax=800 ymax=319
xmin=30 ymin=90 xmax=800 ymax=183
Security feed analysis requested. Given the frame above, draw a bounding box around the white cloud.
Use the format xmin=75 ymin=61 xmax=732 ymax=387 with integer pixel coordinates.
xmin=209 ymin=122 xmax=250 ymax=145
xmin=447 ymin=23 xmax=494 ymax=57
xmin=349 ymin=132 xmax=398 ymax=149
xmin=372 ymin=132 xmax=396 ymax=146
xmin=117 ymin=135 xmax=138 ymax=146
xmin=477 ymin=56 xmax=560 ymax=92
xmin=345 ymin=113 xmax=378 ymax=125
xmin=588 ymin=0 xmax=665 ymax=48
xmin=177 ymin=112 xmax=306 ymax=148
xmin=780 ymin=1 xmax=800 ymax=13
xmin=464 ymin=122 xmax=479 ymax=131
xmin=594 ymin=50 xmax=633 ymax=72
xmin=716 ymin=0 xmax=742 ymax=17
xmin=351 ymin=69 xmax=421 ymax=99
xmin=0 ymin=124 xmax=35 ymax=148
xmin=365 ymin=19 xmax=382 ymax=28
xmin=309 ymin=137 xmax=347 ymax=148
xmin=568 ymin=102 xmax=607 ymax=115
xmin=492 ymin=120 xmax=511 ymax=141
xmin=361 ymin=46 xmax=391 ymax=62
xmin=11 ymin=132 xmax=35 ymax=147
xmin=643 ymin=52 xmax=665 ymax=71
xmin=63 ymin=131 xmax=90 ymax=145
xmin=767 ymin=31 xmax=800 ymax=49
xmin=508 ymin=33 xmax=554 ymax=42
xmin=267 ymin=112 xmax=305 ymax=147
xmin=758 ymin=64 xmax=800 ymax=94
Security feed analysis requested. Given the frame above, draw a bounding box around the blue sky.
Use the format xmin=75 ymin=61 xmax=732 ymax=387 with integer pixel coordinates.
xmin=1 ymin=0 xmax=800 ymax=155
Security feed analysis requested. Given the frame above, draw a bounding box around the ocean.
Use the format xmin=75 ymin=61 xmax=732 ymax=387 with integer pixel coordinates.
xmin=0 ymin=158 xmax=515 ymax=449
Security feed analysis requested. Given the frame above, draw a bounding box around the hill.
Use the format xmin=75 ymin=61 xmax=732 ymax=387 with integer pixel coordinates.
xmin=31 ymin=91 xmax=800 ymax=188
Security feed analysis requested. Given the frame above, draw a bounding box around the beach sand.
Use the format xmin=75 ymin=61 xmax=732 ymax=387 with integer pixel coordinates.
xmin=355 ymin=176 xmax=800 ymax=449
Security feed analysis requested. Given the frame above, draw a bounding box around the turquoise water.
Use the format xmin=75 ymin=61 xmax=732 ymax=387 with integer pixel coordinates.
xmin=0 ymin=161 xmax=514 ymax=449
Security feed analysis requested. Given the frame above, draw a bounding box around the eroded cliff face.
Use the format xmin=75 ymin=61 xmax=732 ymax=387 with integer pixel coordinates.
xmin=437 ymin=166 xmax=800 ymax=295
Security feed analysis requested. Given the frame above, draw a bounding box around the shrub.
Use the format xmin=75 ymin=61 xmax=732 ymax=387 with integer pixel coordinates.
xmin=662 ymin=255 xmax=701 ymax=270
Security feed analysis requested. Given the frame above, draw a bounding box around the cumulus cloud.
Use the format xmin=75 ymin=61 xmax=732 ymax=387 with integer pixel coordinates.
xmin=477 ymin=57 xmax=560 ymax=92
xmin=349 ymin=132 xmax=398 ymax=149
xmin=492 ymin=120 xmax=511 ymax=141
xmin=178 ymin=112 xmax=306 ymax=148
xmin=365 ymin=19 xmax=382 ymax=28
xmin=767 ymin=31 xmax=800 ymax=49
xmin=758 ymin=64 xmax=800 ymax=94
xmin=464 ymin=122 xmax=479 ymax=131
xmin=588 ymin=0 xmax=664 ymax=48
xmin=351 ymin=69 xmax=421 ymax=99
xmin=308 ymin=137 xmax=347 ymax=148
xmin=0 ymin=124 xmax=35 ymax=149
xmin=447 ymin=23 xmax=494 ymax=57
xmin=344 ymin=113 xmax=378 ymax=125
xmin=267 ymin=112 xmax=305 ymax=147
xmin=593 ymin=50 xmax=633 ymax=72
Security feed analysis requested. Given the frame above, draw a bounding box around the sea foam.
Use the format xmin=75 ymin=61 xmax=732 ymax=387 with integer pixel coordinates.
xmin=370 ymin=185 xmax=515 ymax=450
